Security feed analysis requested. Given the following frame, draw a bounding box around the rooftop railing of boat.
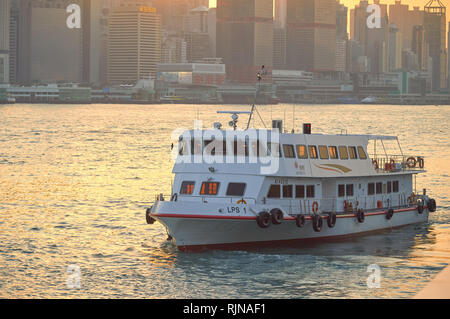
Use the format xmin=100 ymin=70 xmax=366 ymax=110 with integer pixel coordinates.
xmin=370 ymin=155 xmax=425 ymax=173
xmin=155 ymin=194 xmax=258 ymax=205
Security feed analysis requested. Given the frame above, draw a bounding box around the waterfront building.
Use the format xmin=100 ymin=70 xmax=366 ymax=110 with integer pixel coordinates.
xmin=216 ymin=0 xmax=273 ymax=83
xmin=107 ymin=5 xmax=161 ymax=84
xmin=0 ymin=0 xmax=9 ymax=83
xmin=286 ymin=0 xmax=336 ymax=72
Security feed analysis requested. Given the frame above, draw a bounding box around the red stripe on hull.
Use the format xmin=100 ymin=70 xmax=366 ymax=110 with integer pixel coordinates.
xmin=152 ymin=206 xmax=422 ymax=221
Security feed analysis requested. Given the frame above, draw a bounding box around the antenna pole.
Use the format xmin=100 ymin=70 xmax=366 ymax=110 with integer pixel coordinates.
xmin=246 ymin=66 xmax=264 ymax=130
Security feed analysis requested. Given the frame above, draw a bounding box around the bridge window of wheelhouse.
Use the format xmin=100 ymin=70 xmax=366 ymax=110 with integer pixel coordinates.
xmin=339 ymin=146 xmax=349 ymax=160
xmin=226 ymin=183 xmax=246 ymax=197
xmin=306 ymin=185 xmax=315 ymax=198
xmin=393 ymin=181 xmax=399 ymax=193
xmin=200 ymin=182 xmax=220 ymax=195
xmin=329 ymin=146 xmax=338 ymax=159
xmin=180 ymin=181 xmax=195 ymax=195
xmin=267 ymin=184 xmax=281 ymax=198
xmin=319 ymin=145 xmax=329 ymax=159
xmin=283 ymin=144 xmax=296 ymax=158
xmin=357 ymin=146 xmax=367 ymax=159
xmin=295 ymin=185 xmax=305 ymax=198
xmin=296 ymin=145 xmax=308 ymax=159
xmin=283 ymin=185 xmax=293 ymax=198
xmin=267 ymin=143 xmax=281 ymax=158
xmin=308 ymin=145 xmax=318 ymax=159
xmin=348 ymin=146 xmax=358 ymax=159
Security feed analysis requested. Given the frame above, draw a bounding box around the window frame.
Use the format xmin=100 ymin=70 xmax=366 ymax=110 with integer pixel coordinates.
xmin=348 ymin=146 xmax=358 ymax=159
xmin=308 ymin=145 xmax=318 ymax=159
xmin=283 ymin=144 xmax=296 ymax=159
xmin=368 ymin=183 xmax=375 ymax=195
xmin=200 ymin=182 xmax=220 ymax=196
xmin=306 ymin=185 xmax=315 ymax=198
xmin=282 ymin=185 xmax=293 ymax=198
xmin=295 ymin=185 xmax=305 ymax=198
xmin=339 ymin=146 xmax=349 ymax=160
xmin=357 ymin=146 xmax=367 ymax=159
xmin=329 ymin=146 xmax=339 ymax=159
xmin=267 ymin=184 xmax=281 ymax=198
xmin=180 ymin=181 xmax=195 ymax=195
xmin=296 ymin=145 xmax=308 ymax=159
xmin=226 ymin=183 xmax=247 ymax=197
xmin=319 ymin=145 xmax=329 ymax=159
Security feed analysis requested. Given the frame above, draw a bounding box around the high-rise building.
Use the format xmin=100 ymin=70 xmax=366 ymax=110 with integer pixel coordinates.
xmin=389 ymin=1 xmax=424 ymax=51
xmin=154 ymin=0 xmax=209 ymax=32
xmin=216 ymin=0 xmax=273 ymax=83
xmin=9 ymin=0 xmax=17 ymax=83
xmin=351 ymin=0 xmax=389 ymax=74
xmin=286 ymin=0 xmax=336 ymax=72
xmin=273 ymin=27 xmax=287 ymax=70
xmin=412 ymin=25 xmax=427 ymax=71
xmin=185 ymin=32 xmax=211 ymax=62
xmin=107 ymin=6 xmax=161 ymax=84
xmin=274 ymin=0 xmax=287 ymax=29
xmin=208 ymin=8 xmax=216 ymax=57
xmin=424 ymin=0 xmax=447 ymax=91
xmin=336 ymin=2 xmax=348 ymax=40
xmin=389 ymin=24 xmax=402 ymax=71
xmin=0 ymin=0 xmax=9 ymax=83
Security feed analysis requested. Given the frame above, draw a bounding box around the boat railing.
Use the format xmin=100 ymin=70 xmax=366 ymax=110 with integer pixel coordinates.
xmin=284 ymin=192 xmax=413 ymax=216
xmin=370 ymin=154 xmax=425 ymax=173
xmin=154 ymin=193 xmax=258 ymax=205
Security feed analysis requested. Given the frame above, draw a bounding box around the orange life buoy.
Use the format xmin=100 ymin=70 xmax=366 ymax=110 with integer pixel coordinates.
xmin=312 ymin=201 xmax=319 ymax=214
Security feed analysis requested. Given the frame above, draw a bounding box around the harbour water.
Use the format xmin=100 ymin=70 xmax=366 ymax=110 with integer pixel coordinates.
xmin=0 ymin=103 xmax=449 ymax=298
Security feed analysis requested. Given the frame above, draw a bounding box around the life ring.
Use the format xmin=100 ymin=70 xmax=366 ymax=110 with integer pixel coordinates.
xmin=312 ymin=214 xmax=323 ymax=232
xmin=417 ymin=199 xmax=424 ymax=214
xmin=428 ymin=198 xmax=437 ymax=213
xmin=237 ymin=198 xmax=247 ymax=205
xmin=327 ymin=212 xmax=337 ymax=228
xmin=386 ymin=208 xmax=394 ymax=220
xmin=312 ymin=201 xmax=319 ymax=214
xmin=171 ymin=193 xmax=178 ymax=202
xmin=372 ymin=159 xmax=379 ymax=170
xmin=270 ymin=208 xmax=284 ymax=225
xmin=418 ymin=157 xmax=424 ymax=169
xmin=406 ymin=157 xmax=417 ymax=169
xmin=357 ymin=209 xmax=365 ymax=223
xmin=257 ymin=211 xmax=271 ymax=228
xmin=146 ymin=207 xmax=156 ymax=225
xmin=296 ymin=215 xmax=306 ymax=228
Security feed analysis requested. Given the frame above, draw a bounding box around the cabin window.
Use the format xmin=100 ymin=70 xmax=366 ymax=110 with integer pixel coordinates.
xmin=346 ymin=184 xmax=354 ymax=197
xmin=387 ymin=181 xmax=392 ymax=193
xmin=295 ymin=185 xmax=305 ymax=198
xmin=283 ymin=185 xmax=293 ymax=198
xmin=226 ymin=183 xmax=246 ymax=196
xmin=319 ymin=145 xmax=329 ymax=159
xmin=267 ymin=143 xmax=281 ymax=157
xmin=267 ymin=185 xmax=281 ymax=198
xmin=393 ymin=181 xmax=399 ymax=193
xmin=283 ymin=145 xmax=296 ymax=158
xmin=308 ymin=146 xmax=318 ymax=159
xmin=368 ymin=183 xmax=375 ymax=195
xmin=376 ymin=182 xmax=382 ymax=194
xmin=338 ymin=184 xmax=345 ymax=197
xmin=200 ymin=182 xmax=220 ymax=195
xmin=191 ymin=139 xmax=203 ymax=155
xmin=180 ymin=181 xmax=195 ymax=195
xmin=306 ymin=185 xmax=315 ymax=198
xmin=329 ymin=146 xmax=338 ymax=159
xmin=357 ymin=146 xmax=367 ymax=159
xmin=339 ymin=146 xmax=349 ymax=160
xmin=296 ymin=145 xmax=308 ymax=159
xmin=348 ymin=147 xmax=358 ymax=159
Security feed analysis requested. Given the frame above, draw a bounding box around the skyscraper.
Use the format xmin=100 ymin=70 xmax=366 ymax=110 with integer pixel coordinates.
xmin=389 ymin=1 xmax=424 ymax=51
xmin=286 ymin=0 xmax=336 ymax=72
xmin=0 ymin=0 xmax=9 ymax=83
xmin=216 ymin=0 xmax=273 ymax=83
xmin=107 ymin=5 xmax=161 ymax=84
xmin=412 ymin=25 xmax=426 ymax=71
xmin=424 ymin=0 xmax=447 ymax=91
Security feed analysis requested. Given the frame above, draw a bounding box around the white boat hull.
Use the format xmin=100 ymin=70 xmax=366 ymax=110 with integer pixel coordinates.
xmin=150 ymin=202 xmax=429 ymax=251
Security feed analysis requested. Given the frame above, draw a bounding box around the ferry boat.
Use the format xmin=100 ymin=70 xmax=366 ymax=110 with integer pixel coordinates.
xmin=145 ymin=75 xmax=437 ymax=252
